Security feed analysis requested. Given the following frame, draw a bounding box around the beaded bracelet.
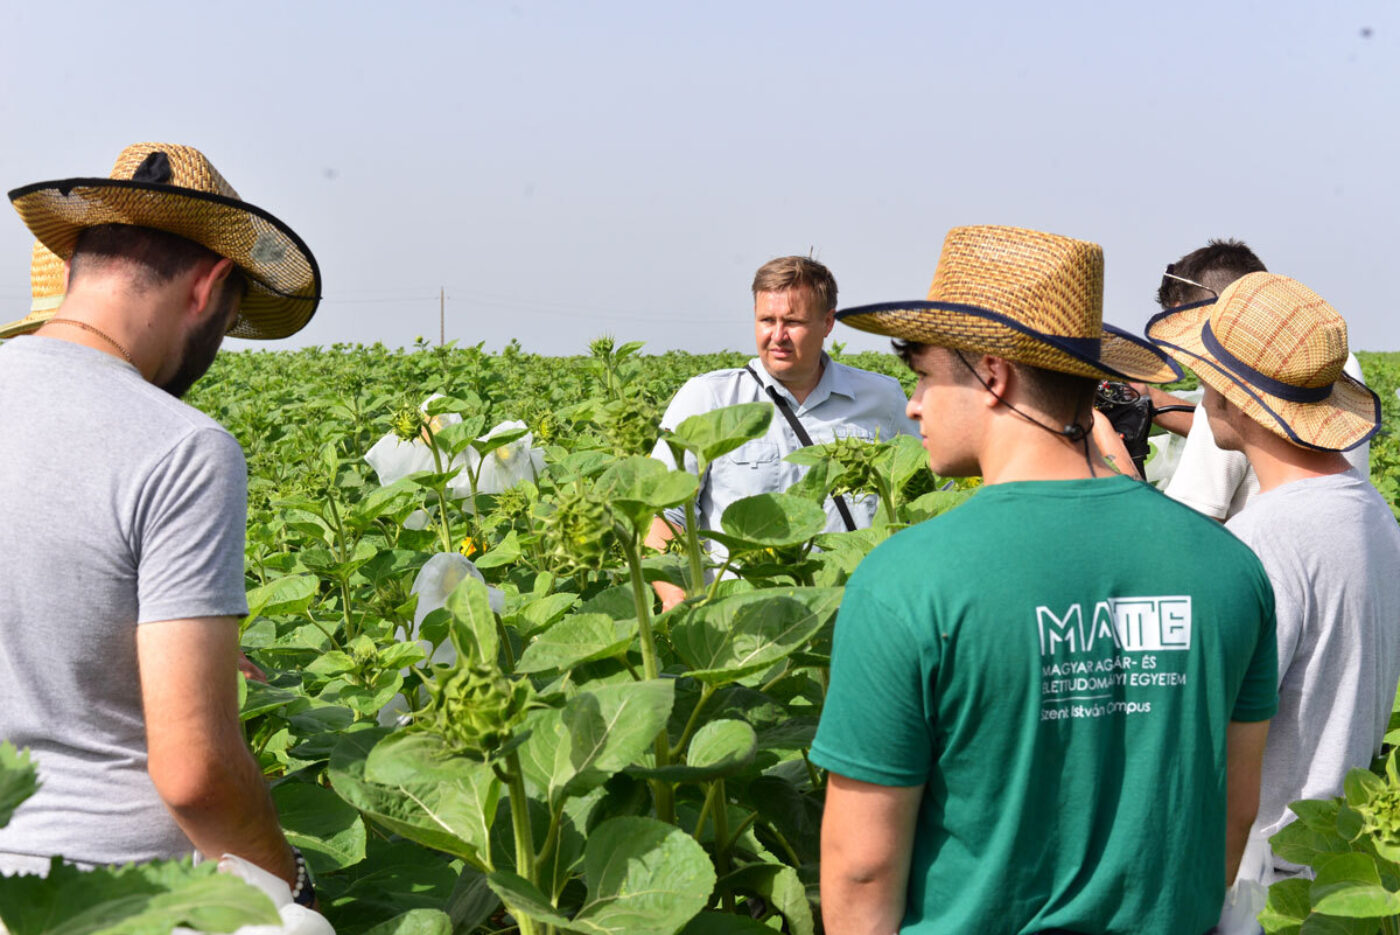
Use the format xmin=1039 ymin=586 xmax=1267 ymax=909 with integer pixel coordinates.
xmin=289 ymin=845 xmax=315 ymax=907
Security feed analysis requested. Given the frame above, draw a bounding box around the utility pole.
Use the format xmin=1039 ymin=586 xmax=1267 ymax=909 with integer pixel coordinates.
xmin=439 ymin=287 xmax=445 ymax=347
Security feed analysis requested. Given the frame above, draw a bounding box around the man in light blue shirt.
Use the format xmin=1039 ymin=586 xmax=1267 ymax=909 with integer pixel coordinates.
xmin=647 ymin=255 xmax=916 ymax=609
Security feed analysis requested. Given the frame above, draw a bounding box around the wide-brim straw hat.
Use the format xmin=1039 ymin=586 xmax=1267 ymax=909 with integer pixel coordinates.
xmin=837 ymin=225 xmax=1181 ymax=383
xmin=7 ymin=142 xmax=320 ymax=340
xmin=1147 ymin=272 xmax=1379 ymax=452
xmin=0 ymin=242 xmax=66 ymax=340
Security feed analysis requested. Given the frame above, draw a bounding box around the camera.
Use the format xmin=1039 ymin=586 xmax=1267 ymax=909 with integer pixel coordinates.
xmin=1094 ymin=381 xmax=1153 ymax=474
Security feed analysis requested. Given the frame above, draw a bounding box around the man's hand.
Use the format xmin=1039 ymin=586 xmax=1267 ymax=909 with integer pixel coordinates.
xmin=821 ymin=773 xmax=923 ymax=935
xmin=139 ymin=617 xmax=298 ymax=890
xmin=1130 ymin=382 xmax=1196 ymax=437
xmin=237 ymin=651 xmax=267 ymax=682
xmin=645 ymin=516 xmax=688 ymax=611
xmin=1090 ymin=410 xmax=1141 ymax=479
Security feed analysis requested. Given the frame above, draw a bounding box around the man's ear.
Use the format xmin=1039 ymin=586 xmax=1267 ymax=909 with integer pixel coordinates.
xmin=188 ymin=257 xmax=236 ymax=318
xmin=978 ymin=355 xmax=1013 ymax=405
xmin=822 ymin=309 xmax=835 ymax=338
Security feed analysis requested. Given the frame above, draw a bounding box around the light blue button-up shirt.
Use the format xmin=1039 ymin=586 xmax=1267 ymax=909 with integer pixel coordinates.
xmin=651 ymin=354 xmax=918 ymax=559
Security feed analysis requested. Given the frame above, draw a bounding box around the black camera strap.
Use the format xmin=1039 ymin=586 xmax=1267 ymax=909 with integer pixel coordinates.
xmin=745 ymin=365 xmax=858 ymax=532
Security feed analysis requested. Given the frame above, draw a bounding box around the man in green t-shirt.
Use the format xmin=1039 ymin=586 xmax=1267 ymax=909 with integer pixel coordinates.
xmin=811 ymin=225 xmax=1278 ymax=935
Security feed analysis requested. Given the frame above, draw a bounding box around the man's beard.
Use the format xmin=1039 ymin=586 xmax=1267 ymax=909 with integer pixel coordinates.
xmin=159 ymin=287 xmax=236 ymax=399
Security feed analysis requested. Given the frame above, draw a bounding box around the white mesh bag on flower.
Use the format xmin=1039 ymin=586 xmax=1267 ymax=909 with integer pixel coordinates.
xmin=364 ymin=403 xmax=542 ymax=512
xmin=170 ymin=855 xmax=334 ymax=935
xmin=377 ymin=553 xmax=505 ymax=727
xmin=454 ymin=419 xmax=546 ymax=506
xmin=364 ymin=394 xmax=467 ymax=488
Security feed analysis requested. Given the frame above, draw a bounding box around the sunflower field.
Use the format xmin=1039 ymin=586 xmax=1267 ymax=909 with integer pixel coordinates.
xmin=1 ymin=343 xmax=1396 ymax=934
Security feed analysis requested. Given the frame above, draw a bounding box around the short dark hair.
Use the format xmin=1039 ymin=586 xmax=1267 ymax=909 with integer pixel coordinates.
xmin=895 ymin=339 xmax=1095 ymax=423
xmin=1156 ymin=239 xmax=1266 ymax=309
xmin=68 ymin=223 xmax=225 ymax=291
xmin=752 ymin=256 xmax=837 ymax=312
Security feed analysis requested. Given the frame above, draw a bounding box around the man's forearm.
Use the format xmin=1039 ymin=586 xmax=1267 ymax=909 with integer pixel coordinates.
xmin=1146 ymin=386 xmax=1195 ymax=437
xmin=155 ymin=741 xmax=296 ymax=883
xmin=139 ymin=618 xmax=298 ymax=888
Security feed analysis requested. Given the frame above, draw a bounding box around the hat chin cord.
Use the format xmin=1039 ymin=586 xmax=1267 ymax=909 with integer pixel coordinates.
xmin=952 ymin=351 xmax=1097 ymax=478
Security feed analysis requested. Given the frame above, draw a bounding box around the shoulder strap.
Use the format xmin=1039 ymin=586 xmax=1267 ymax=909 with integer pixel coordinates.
xmin=745 ymin=365 xmax=858 ymax=532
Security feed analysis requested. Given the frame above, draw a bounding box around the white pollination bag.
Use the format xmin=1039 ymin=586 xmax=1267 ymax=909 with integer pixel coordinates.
xmin=377 ymin=553 xmax=504 ymax=727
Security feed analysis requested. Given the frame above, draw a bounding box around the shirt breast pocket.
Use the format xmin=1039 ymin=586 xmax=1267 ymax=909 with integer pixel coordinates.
xmin=713 ymin=440 xmax=784 ymax=504
xmin=727 ymin=440 xmax=781 ymax=471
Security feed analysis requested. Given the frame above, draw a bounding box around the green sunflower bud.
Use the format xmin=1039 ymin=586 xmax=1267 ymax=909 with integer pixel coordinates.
xmin=533 ymin=411 xmax=559 ymax=444
xmin=1363 ymin=787 xmax=1400 ymax=845
xmin=417 ymin=661 xmax=534 ymax=760
xmin=827 ymin=435 xmax=884 ymax=498
xmin=546 ymin=484 xmax=615 ymax=571
xmin=390 ymin=404 xmax=429 ymax=443
xmin=601 ymin=396 xmax=659 ymax=457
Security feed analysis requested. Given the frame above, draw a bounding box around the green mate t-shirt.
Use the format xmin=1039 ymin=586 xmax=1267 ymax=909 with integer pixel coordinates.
xmin=811 ymin=476 xmax=1277 ymax=935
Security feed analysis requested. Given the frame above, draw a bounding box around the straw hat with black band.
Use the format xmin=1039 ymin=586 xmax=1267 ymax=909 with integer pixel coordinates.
xmin=6 ymin=142 xmax=321 ymax=340
xmin=1147 ymin=272 xmax=1380 ymax=453
xmin=836 ymin=225 xmax=1181 ymax=384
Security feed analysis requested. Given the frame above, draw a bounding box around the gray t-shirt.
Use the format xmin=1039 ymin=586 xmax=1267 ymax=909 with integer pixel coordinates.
xmin=1226 ymin=470 xmax=1400 ymax=871
xmin=0 ymin=336 xmax=249 ymax=867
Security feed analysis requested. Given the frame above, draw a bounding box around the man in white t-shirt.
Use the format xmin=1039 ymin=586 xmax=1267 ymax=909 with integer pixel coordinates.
xmin=1149 ymin=272 xmax=1400 ymax=895
xmin=1150 ymin=240 xmax=1368 ymax=518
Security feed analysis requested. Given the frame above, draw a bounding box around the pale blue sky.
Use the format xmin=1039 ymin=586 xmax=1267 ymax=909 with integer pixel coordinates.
xmin=2 ymin=0 xmax=1396 ymax=356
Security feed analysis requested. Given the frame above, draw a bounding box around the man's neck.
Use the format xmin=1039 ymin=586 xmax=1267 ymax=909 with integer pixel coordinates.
xmin=977 ymin=417 xmax=1109 ymax=485
xmin=770 ymin=356 xmax=825 ymax=405
xmin=35 ymin=286 xmax=171 ymax=383
xmin=1243 ymin=434 xmax=1352 ymax=494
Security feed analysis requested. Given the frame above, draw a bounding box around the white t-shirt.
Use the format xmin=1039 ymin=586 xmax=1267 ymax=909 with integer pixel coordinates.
xmin=1166 ymin=353 xmax=1370 ymax=520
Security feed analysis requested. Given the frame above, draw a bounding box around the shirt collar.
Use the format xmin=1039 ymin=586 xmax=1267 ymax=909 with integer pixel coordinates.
xmin=749 ymin=352 xmax=853 ymax=411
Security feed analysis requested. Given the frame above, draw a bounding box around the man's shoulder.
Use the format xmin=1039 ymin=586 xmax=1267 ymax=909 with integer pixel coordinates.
xmin=1230 ymin=472 xmax=1399 ymax=548
xmin=828 ymin=359 xmax=906 ymax=395
xmin=2 ymin=336 xmax=234 ymax=445
xmin=682 ymin=365 xmax=753 ymax=389
xmin=662 ymin=365 xmax=763 ymax=417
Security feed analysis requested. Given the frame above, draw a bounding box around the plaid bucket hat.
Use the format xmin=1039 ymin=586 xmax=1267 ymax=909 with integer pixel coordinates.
xmin=0 ymin=242 xmax=66 ymax=340
xmin=7 ymin=142 xmax=320 ymax=340
xmin=1147 ymin=272 xmax=1380 ymax=452
xmin=837 ymin=225 xmax=1181 ymax=383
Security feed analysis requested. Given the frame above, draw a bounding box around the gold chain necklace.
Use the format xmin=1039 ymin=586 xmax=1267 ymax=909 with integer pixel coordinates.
xmin=44 ymin=319 xmax=136 ymax=366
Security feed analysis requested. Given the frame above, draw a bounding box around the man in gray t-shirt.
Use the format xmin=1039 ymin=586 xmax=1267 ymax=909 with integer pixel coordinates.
xmin=1148 ymin=271 xmax=1400 ymax=887
xmin=0 ymin=143 xmax=321 ymax=903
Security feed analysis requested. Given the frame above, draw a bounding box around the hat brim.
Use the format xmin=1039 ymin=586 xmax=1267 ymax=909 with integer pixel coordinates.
xmin=837 ymin=300 xmax=1182 ymax=384
xmin=0 ymin=307 xmax=57 ymax=340
xmin=1146 ymin=300 xmax=1380 ymax=452
xmin=9 ymin=178 xmax=321 ymax=340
